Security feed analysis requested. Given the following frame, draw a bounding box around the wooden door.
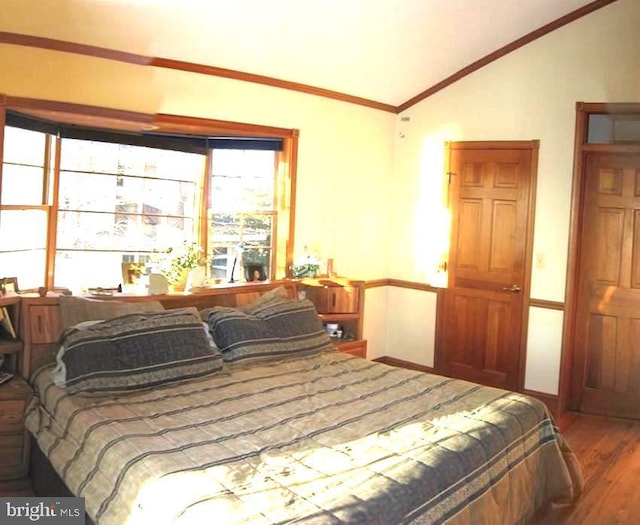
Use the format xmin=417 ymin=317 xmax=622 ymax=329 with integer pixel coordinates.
xmin=571 ymin=152 xmax=640 ymax=418
xmin=440 ymin=142 xmax=536 ymax=391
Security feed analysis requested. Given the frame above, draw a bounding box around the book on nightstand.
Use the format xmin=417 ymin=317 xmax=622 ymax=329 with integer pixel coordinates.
xmin=0 ymin=306 xmax=17 ymax=340
xmin=0 ymin=370 xmax=13 ymax=386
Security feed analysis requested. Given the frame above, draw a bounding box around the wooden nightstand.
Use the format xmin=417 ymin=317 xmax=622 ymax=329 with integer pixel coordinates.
xmin=297 ymin=278 xmax=367 ymax=358
xmin=0 ymin=376 xmax=32 ymax=482
xmin=334 ymin=338 xmax=367 ymax=358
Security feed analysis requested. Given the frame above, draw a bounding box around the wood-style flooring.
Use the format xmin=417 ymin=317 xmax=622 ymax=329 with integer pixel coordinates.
xmin=538 ymin=413 xmax=640 ymax=524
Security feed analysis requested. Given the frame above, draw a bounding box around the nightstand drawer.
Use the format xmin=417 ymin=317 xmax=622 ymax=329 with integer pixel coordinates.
xmin=0 ymin=434 xmax=23 ymax=468
xmin=302 ymin=283 xmax=360 ymax=314
xmin=28 ymin=305 xmax=62 ymax=344
xmin=0 ymin=401 xmax=26 ymax=433
xmin=335 ymin=339 xmax=367 ymax=358
xmin=0 ymin=376 xmax=31 ymax=480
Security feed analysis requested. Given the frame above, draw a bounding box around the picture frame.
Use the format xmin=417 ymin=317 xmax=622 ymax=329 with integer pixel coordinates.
xmin=245 ymin=264 xmax=267 ymax=282
xmin=0 ymin=277 xmax=19 ymax=294
xmin=0 ymin=306 xmax=17 ymax=340
xmin=121 ymin=263 xmax=145 ymax=286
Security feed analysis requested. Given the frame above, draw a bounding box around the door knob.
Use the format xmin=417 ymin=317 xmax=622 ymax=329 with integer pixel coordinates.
xmin=502 ymin=284 xmax=521 ymax=293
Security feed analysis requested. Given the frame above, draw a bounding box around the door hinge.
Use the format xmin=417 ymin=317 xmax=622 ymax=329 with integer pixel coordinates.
xmin=446 ymin=172 xmax=456 ymax=184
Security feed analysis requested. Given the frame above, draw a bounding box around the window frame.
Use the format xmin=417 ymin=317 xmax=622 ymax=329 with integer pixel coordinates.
xmin=0 ymin=95 xmax=298 ymax=290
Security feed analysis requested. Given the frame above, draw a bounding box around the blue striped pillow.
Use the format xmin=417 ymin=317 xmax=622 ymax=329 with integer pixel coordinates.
xmin=205 ymin=298 xmax=333 ymax=365
xmin=55 ymin=308 xmax=225 ymax=394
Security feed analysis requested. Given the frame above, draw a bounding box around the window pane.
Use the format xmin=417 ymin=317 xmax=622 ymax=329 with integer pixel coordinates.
xmin=243 ymin=214 xmax=273 ymax=248
xmin=614 ymin=115 xmax=640 ymax=143
xmin=210 ymin=150 xmax=274 ymax=211
xmin=208 ymin=149 xmax=277 ymax=280
xmin=60 ymin=140 xmax=204 ymax=180
xmin=210 ymin=247 xmax=231 ymax=280
xmin=55 ymin=138 xmax=204 ymax=287
xmin=209 ymin=213 xmax=240 ymax=245
xmin=3 ymin=127 xmax=45 ymax=165
xmin=208 ymin=212 xmax=273 ymax=280
xmin=1 ymin=164 xmax=44 ymax=205
xmin=59 ymin=171 xmax=119 ymax=212
xmin=56 ymin=210 xmax=193 ymax=251
xmin=209 ymin=213 xmax=273 ymax=246
xmin=243 ymin=248 xmax=271 ymax=281
xmin=587 ymin=113 xmax=640 ymax=144
xmin=210 ymin=173 xmax=273 ymax=212
xmin=0 ymin=250 xmax=46 ymax=290
xmin=2 ymin=126 xmax=46 ymax=205
xmin=58 ymin=171 xmax=195 ymax=215
xmin=0 ymin=209 xmax=47 ymax=289
xmin=55 ymin=250 xmax=136 ymax=290
xmin=211 ymin=149 xmax=274 ymax=178
xmin=587 ymin=114 xmax=613 ymax=144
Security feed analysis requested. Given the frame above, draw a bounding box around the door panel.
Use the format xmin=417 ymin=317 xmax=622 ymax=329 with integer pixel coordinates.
xmin=490 ymin=201 xmax=516 ymax=272
xmin=440 ymin=143 xmax=536 ymax=391
xmin=445 ymin=288 xmax=513 ymax=386
xmin=573 ymin=153 xmax=640 ymax=418
xmin=458 ymin=200 xmax=482 ymax=269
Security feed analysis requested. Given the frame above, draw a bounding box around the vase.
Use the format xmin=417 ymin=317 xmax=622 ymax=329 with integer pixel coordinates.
xmin=186 ymin=265 xmax=207 ymax=291
xmin=171 ymin=268 xmax=191 ymax=292
xmin=171 ymin=281 xmax=186 ymax=292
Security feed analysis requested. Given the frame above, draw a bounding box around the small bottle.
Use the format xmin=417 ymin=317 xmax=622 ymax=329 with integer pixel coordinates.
xmin=327 ymin=258 xmax=335 ymax=277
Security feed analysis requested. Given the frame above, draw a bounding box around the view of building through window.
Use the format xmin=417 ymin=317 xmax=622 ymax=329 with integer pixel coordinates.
xmin=209 ymin=149 xmax=276 ymax=282
xmin=55 ymin=139 xmax=202 ymax=289
xmin=0 ymin=124 xmax=283 ymax=291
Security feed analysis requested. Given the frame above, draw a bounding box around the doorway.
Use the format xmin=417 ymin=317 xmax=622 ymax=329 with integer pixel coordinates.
xmin=438 ymin=141 xmax=538 ymax=391
xmin=566 ymin=103 xmax=640 ymax=418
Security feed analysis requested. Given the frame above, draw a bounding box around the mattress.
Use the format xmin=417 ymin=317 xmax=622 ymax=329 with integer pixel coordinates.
xmin=25 ymin=351 xmax=582 ymax=524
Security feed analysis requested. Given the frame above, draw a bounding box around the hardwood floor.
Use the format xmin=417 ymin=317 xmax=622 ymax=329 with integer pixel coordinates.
xmin=538 ymin=413 xmax=640 ymax=524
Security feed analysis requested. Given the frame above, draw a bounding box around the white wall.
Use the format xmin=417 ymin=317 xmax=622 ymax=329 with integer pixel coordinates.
xmin=387 ymin=0 xmax=640 ymax=392
xmin=525 ymin=308 xmax=564 ymax=395
xmin=364 ymin=286 xmax=437 ymax=366
xmin=384 ymin=287 xmax=437 ymax=367
xmin=362 ymin=287 xmax=389 ymax=361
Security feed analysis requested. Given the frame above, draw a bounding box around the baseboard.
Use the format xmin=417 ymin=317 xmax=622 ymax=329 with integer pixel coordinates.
xmin=373 ymin=356 xmax=434 ymax=374
xmin=373 ymin=357 xmax=564 ymax=420
xmin=522 ymin=389 xmax=558 ymax=409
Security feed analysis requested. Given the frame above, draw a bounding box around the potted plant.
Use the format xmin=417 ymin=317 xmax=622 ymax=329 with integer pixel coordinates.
xmin=292 ymin=249 xmax=321 ymax=278
xmin=151 ymin=242 xmax=207 ymax=291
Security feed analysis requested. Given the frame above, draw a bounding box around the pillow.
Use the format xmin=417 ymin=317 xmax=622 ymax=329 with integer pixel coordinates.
xmin=238 ymin=285 xmax=292 ymax=313
xmin=59 ymin=295 xmax=165 ymax=331
xmin=206 ymin=297 xmax=333 ymax=365
xmin=199 ymin=285 xmax=292 ymax=320
xmin=54 ymin=308 xmax=224 ymax=395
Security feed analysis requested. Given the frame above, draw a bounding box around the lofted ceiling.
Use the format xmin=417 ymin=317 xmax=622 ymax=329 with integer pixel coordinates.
xmin=0 ymin=0 xmax=617 ymax=111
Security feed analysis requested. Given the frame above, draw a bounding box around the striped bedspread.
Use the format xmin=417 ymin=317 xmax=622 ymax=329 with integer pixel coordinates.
xmin=25 ymin=351 xmax=582 ymax=524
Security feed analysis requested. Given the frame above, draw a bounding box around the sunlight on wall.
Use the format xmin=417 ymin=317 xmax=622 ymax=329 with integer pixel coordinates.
xmin=414 ymin=124 xmax=461 ymax=287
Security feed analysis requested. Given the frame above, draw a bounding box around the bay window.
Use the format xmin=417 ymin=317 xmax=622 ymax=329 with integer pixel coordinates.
xmin=0 ymin=99 xmax=296 ymax=291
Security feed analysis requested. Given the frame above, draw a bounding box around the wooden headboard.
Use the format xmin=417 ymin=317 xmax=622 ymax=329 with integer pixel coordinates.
xmin=18 ymin=280 xmax=297 ymax=380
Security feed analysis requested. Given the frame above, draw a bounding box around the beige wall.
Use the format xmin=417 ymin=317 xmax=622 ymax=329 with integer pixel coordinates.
xmin=2 ymin=0 xmax=639 ymax=395
xmin=387 ymin=0 xmax=640 ymax=393
xmin=0 ymin=46 xmax=395 ymax=281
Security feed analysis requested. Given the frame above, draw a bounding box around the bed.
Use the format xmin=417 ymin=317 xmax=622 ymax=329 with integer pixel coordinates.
xmin=23 ymin=285 xmax=582 ymax=524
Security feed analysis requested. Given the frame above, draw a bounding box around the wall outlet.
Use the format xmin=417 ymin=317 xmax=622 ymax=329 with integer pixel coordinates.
xmin=535 ymin=253 xmax=546 ymax=269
